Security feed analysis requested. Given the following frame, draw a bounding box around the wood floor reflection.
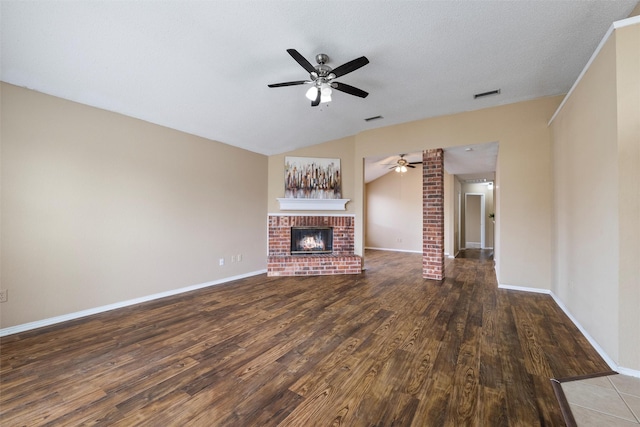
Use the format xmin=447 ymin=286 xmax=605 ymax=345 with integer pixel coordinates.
xmin=0 ymin=249 xmax=609 ymax=426
xmin=456 ymin=248 xmax=494 ymax=260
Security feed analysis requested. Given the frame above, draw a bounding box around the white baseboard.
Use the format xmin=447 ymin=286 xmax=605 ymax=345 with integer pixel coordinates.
xmin=498 ymin=283 xmax=550 ymax=294
xmin=499 ymin=283 xmax=640 ymax=379
xmin=616 ymin=366 xmax=640 ymax=378
xmin=0 ymin=269 xmax=267 ymax=337
xmin=364 ymin=246 xmax=422 ymax=254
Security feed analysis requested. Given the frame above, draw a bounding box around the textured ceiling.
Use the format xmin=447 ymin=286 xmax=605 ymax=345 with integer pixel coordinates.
xmin=2 ymin=1 xmax=638 ymax=156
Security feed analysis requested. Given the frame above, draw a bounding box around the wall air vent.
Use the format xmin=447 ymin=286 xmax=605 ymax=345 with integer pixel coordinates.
xmin=474 ymin=89 xmax=501 ymax=99
xmin=364 ymin=115 xmax=383 ymax=122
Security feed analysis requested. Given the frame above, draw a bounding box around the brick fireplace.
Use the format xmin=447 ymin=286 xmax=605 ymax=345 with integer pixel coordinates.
xmin=267 ymin=215 xmax=362 ymax=276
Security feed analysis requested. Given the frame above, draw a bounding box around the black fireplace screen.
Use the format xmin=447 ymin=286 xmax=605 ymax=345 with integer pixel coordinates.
xmin=291 ymin=227 xmax=333 ymax=255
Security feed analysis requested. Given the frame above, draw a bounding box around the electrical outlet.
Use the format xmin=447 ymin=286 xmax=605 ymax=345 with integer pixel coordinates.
xmin=237 ymin=254 xmax=242 ymax=262
xmin=231 ymin=255 xmax=236 ymax=263
xmin=0 ymin=289 xmax=7 ymax=303
xmin=219 ymin=258 xmax=225 ymax=266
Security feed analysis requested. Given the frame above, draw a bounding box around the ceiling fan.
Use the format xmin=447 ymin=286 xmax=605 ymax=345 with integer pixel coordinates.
xmin=387 ymin=154 xmax=422 ymax=173
xmin=268 ymin=49 xmax=369 ymax=106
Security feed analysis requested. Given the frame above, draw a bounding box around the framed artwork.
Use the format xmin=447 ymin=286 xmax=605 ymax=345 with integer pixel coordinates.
xmin=284 ymin=156 xmax=341 ymax=199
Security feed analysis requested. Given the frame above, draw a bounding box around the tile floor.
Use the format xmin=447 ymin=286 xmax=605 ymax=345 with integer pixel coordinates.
xmin=561 ymin=374 xmax=640 ymax=426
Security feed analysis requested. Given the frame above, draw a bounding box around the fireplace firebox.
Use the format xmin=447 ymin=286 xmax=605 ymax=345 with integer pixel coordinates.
xmin=291 ymin=227 xmax=333 ymax=255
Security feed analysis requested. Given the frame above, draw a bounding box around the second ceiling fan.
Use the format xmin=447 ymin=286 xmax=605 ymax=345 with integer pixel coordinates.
xmin=388 ymin=154 xmax=422 ymax=173
xmin=268 ymin=49 xmax=369 ymax=106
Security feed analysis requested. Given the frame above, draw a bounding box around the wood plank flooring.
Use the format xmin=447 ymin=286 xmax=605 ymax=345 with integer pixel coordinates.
xmin=0 ymin=250 xmax=610 ymax=426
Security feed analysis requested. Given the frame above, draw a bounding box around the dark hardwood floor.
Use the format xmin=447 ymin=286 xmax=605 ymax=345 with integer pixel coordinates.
xmin=455 ymin=248 xmax=494 ymax=260
xmin=0 ymin=250 xmax=610 ymax=426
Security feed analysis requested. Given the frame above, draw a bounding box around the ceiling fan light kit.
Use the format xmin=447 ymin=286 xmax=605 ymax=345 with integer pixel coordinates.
xmin=305 ymin=84 xmax=333 ymax=102
xmin=268 ymin=49 xmax=369 ymax=107
xmin=395 ymin=165 xmax=408 ymax=173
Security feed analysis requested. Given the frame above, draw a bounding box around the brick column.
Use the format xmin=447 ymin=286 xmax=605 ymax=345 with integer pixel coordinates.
xmin=423 ymin=149 xmax=444 ymax=280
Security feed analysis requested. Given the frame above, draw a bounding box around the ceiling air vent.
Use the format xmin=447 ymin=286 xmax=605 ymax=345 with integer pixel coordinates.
xmin=474 ymin=89 xmax=501 ymax=99
xmin=364 ymin=115 xmax=383 ymax=122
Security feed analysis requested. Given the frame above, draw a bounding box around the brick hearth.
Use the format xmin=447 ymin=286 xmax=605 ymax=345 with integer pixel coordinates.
xmin=267 ymin=215 xmax=362 ymax=276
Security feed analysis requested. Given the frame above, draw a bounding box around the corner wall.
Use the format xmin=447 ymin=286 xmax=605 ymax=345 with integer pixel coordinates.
xmin=615 ymin=19 xmax=640 ymax=374
xmin=365 ymin=164 xmax=423 ymax=253
xmin=550 ymin=19 xmax=640 ymax=372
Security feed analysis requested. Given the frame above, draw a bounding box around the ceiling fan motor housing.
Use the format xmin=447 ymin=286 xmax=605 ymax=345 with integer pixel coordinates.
xmin=311 ymin=58 xmax=335 ymax=92
xmin=315 ymin=53 xmax=329 ymax=65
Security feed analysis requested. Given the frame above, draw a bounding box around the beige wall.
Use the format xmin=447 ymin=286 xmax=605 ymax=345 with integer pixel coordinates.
xmin=271 ymin=97 xmax=560 ymax=290
xmin=365 ymin=166 xmax=423 ymax=252
xmin=615 ymin=21 xmax=640 ymax=373
xmin=267 ymin=135 xmax=356 ymax=214
xmin=550 ymin=20 xmax=640 ymax=372
xmin=454 ymin=175 xmax=463 ymax=256
xmin=465 ymin=194 xmax=482 ymax=245
xmin=352 ymin=97 xmax=560 ymax=290
xmin=1 ymin=83 xmax=268 ymax=329
xmin=365 ymin=163 xmax=455 ymax=256
xmin=444 ymin=171 xmax=456 ymax=257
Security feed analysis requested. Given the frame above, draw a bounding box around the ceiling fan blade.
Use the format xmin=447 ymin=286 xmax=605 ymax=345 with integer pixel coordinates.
xmin=331 ymin=56 xmax=369 ymax=78
xmin=311 ymin=88 xmax=321 ymax=107
xmin=268 ymin=80 xmax=309 ymax=88
xmin=331 ymin=82 xmax=369 ymax=98
xmin=409 ymin=161 xmax=422 ymax=165
xmin=407 ymin=164 xmax=416 ymax=168
xmin=287 ymin=49 xmax=316 ymax=74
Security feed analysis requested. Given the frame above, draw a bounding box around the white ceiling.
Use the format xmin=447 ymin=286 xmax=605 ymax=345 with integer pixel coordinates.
xmin=444 ymin=142 xmax=499 ymax=183
xmin=2 ymin=1 xmax=637 ymax=157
